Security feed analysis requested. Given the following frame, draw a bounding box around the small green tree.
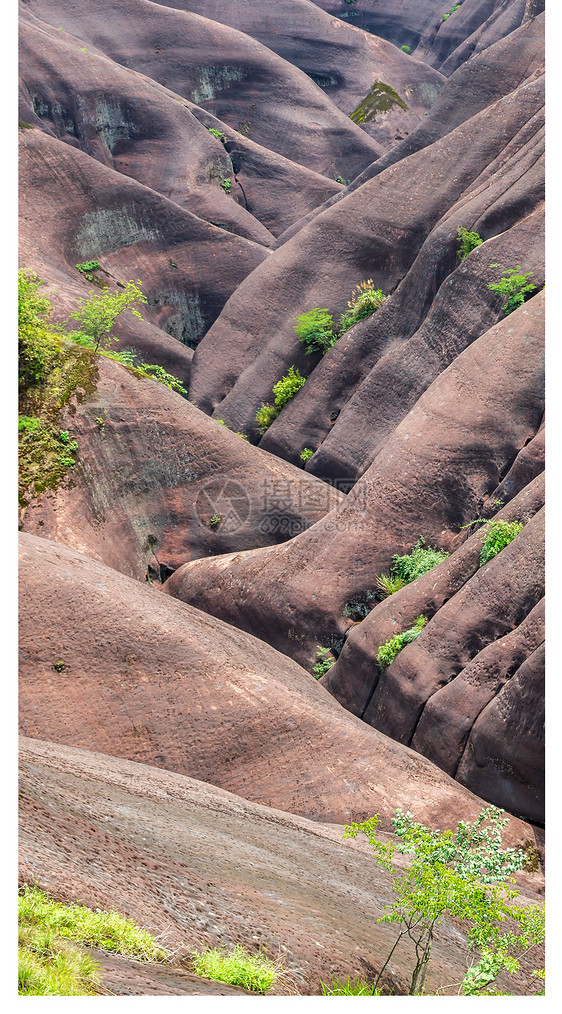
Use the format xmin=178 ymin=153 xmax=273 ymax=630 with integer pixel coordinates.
xmin=488 ymin=264 xmax=536 ymax=316
xmin=457 ymin=226 xmax=483 ymax=261
xmin=343 ymin=807 xmax=544 ymax=996
xmin=67 ymin=280 xmax=147 ymax=351
xmin=293 ymin=308 xmax=335 ymax=355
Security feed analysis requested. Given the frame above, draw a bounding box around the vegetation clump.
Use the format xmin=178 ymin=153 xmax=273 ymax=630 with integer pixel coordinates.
xmin=401 ymin=45 xmax=411 ymax=54
xmin=488 ymin=264 xmax=536 ymax=316
xmin=255 ymin=366 xmax=306 ymax=434
xmin=311 ymin=646 xmax=336 ymax=679
xmin=300 ymin=447 xmax=314 ymax=463
xmin=294 ymin=280 xmax=387 ymax=358
xmin=339 ymin=279 xmax=387 ymax=334
xmin=208 ymin=127 xmax=226 ymax=140
xmin=189 ymin=944 xmax=280 ymax=994
xmin=18 ymin=885 xmax=166 ymax=995
xmin=342 ymin=807 xmax=544 ymax=996
xmin=293 ymin=308 xmax=335 ymax=355
xmin=321 ymin=977 xmax=383 ymax=995
xmin=376 ymin=537 xmax=449 ymax=597
xmin=376 ymin=615 xmax=427 ymax=670
xmin=221 ymin=177 xmax=232 ymax=193
xmin=76 ymin=260 xmax=100 ymax=281
xmin=479 ymin=519 xmax=524 ymax=566
xmin=350 ymin=82 xmax=408 ymax=125
xmin=457 ymin=226 xmax=483 ymax=261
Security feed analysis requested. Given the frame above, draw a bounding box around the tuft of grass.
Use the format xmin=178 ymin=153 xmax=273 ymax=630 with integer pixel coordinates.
xmin=376 ymin=615 xmax=428 ymax=670
xmin=190 ymin=944 xmax=280 ymax=994
xmin=310 ymin=646 xmax=336 ymax=679
xmin=375 ymin=573 xmax=406 ymax=597
xmin=321 ymin=976 xmax=383 ymax=995
xmin=339 ymin=279 xmax=387 ymax=334
xmin=480 ymin=519 xmax=523 ymax=566
xmin=18 ymin=885 xmax=167 ymax=995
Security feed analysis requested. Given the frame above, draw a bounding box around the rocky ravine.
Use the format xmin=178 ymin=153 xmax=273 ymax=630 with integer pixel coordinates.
xmin=19 ymin=0 xmax=544 ymax=994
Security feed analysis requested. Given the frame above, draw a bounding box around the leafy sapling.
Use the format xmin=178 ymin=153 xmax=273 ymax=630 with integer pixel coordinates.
xmin=488 ymin=264 xmax=536 ymax=316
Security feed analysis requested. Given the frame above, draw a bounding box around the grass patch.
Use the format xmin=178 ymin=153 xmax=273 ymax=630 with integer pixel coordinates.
xmin=376 ymin=615 xmax=428 ymax=670
xmin=18 ymin=885 xmax=167 ymax=995
xmin=321 ymin=976 xmax=383 ymax=995
xmin=376 ymin=537 xmax=449 ymax=596
xmin=190 ymin=944 xmax=280 ymax=994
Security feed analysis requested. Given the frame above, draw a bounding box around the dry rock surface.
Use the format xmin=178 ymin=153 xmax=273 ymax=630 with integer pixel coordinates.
xmin=18 ymin=0 xmax=544 ymax=996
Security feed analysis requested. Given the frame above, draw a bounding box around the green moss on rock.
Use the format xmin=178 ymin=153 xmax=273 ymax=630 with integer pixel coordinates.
xmin=350 ymin=82 xmax=408 ymax=125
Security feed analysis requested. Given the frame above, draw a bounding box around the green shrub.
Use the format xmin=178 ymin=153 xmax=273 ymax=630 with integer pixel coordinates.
xmin=339 ymin=279 xmax=387 ymax=334
xmin=321 ymin=977 xmax=383 ymax=995
xmin=342 ymin=807 xmax=543 ymax=996
xmin=18 ymin=269 xmax=63 ymax=391
xmin=311 ymin=646 xmax=336 ymax=679
xmin=293 ymin=308 xmax=335 ymax=354
xmin=208 ymin=127 xmax=226 ymax=140
xmin=256 ymin=366 xmax=306 ymax=433
xmin=488 ymin=264 xmax=536 ymax=316
xmin=189 ymin=945 xmax=280 ymax=994
xmin=401 ymin=45 xmax=411 ymax=54
xmin=221 ymin=177 xmax=232 ymax=193
xmin=272 ymin=366 xmax=306 ymax=408
xmin=457 ymin=226 xmax=483 ymax=261
xmin=210 ymin=514 xmax=221 ymax=527
xmin=376 ymin=615 xmax=427 ymax=670
xmin=389 ymin=537 xmax=449 ymax=585
xmin=480 ymin=519 xmax=524 ymax=566
xmin=300 ymin=447 xmax=314 ymax=463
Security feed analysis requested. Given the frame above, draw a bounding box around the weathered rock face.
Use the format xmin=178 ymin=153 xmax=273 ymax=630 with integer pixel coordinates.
xmin=188 ymin=75 xmax=543 ymax=440
xmin=18 ymin=0 xmax=545 ymax=935
xmin=164 ymin=295 xmax=544 ymax=671
xmin=25 ymin=0 xmax=382 ymax=179
xmin=312 ymin=0 xmax=542 ymax=73
xmin=19 ymin=356 xmax=344 ymax=579
xmin=19 ymin=11 xmax=343 ymax=243
xmin=20 ymin=532 xmax=523 ymax=831
xmin=19 ymin=738 xmax=544 ymax=994
xmin=149 ymin=0 xmax=444 ymax=149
